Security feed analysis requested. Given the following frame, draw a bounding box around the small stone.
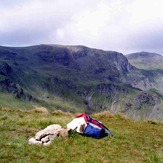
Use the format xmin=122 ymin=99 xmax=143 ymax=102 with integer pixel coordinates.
xmin=35 ymin=130 xmax=46 ymax=140
xmin=41 ymin=136 xmax=49 ymax=143
xmin=28 ymin=137 xmax=42 ymax=145
xmin=48 ymin=134 xmax=58 ymax=141
xmin=35 ymin=124 xmax=62 ymax=140
xmin=43 ymin=141 xmax=51 ymax=146
xmin=45 ymin=124 xmax=62 ymax=131
xmin=58 ymin=129 xmax=70 ymax=138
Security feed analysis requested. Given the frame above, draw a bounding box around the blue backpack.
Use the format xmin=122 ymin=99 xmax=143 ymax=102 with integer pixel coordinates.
xmin=76 ymin=113 xmax=114 ymax=139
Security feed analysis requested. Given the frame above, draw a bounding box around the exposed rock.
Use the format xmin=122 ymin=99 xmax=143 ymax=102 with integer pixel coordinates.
xmin=28 ymin=137 xmax=42 ymax=145
xmin=0 ymin=45 xmax=163 ymax=119
xmin=0 ymin=62 xmax=12 ymax=76
xmin=35 ymin=124 xmax=62 ymax=140
xmin=28 ymin=124 xmax=70 ymax=145
xmin=84 ymin=96 xmax=94 ymax=110
xmin=48 ymin=134 xmax=57 ymax=141
xmin=58 ymin=128 xmax=70 ymax=138
xmin=125 ymin=91 xmax=161 ymax=111
xmin=43 ymin=141 xmax=51 ymax=146
xmin=0 ymin=79 xmax=38 ymax=102
xmin=97 ymin=83 xmax=129 ymax=95
xmin=41 ymin=136 xmax=50 ymax=143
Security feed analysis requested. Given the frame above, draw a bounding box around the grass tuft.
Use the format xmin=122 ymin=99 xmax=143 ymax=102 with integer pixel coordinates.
xmin=0 ymin=107 xmax=163 ymax=162
xmin=30 ymin=106 xmax=50 ymax=114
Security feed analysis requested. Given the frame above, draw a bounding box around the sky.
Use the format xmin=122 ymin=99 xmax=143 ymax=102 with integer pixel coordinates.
xmin=0 ymin=0 xmax=163 ymax=54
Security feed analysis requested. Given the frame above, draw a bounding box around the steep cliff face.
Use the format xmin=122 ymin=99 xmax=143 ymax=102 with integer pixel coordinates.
xmin=0 ymin=45 xmax=162 ymax=119
xmin=0 ymin=45 xmax=137 ymax=86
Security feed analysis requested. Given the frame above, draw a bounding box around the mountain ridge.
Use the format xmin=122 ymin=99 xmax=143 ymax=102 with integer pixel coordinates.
xmin=126 ymin=51 xmax=163 ymax=70
xmin=0 ymin=44 xmax=163 ymax=120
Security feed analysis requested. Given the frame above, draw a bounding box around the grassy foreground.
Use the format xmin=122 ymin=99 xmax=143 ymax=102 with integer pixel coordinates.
xmin=0 ymin=107 xmax=163 ymax=163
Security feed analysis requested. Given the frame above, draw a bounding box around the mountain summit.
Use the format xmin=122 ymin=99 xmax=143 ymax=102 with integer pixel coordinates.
xmin=126 ymin=51 xmax=163 ymax=70
xmin=0 ymin=45 xmax=163 ymax=120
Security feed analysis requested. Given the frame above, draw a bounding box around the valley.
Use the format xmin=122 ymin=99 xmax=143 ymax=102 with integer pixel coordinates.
xmin=0 ymin=45 xmax=163 ymax=120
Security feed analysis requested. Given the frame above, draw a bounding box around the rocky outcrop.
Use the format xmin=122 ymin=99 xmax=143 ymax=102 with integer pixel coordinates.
xmin=28 ymin=124 xmax=70 ymax=145
xmin=125 ymin=91 xmax=161 ymax=111
xmin=0 ymin=79 xmax=37 ymax=101
xmin=97 ymin=83 xmax=129 ymax=95
xmin=0 ymin=62 xmax=12 ymax=76
xmin=0 ymin=45 xmax=163 ymax=119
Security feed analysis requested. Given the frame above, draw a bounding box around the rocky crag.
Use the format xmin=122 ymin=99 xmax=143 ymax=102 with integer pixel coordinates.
xmin=0 ymin=45 xmax=163 ymax=119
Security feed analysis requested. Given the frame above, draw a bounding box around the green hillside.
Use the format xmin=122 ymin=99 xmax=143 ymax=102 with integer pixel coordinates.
xmin=0 ymin=91 xmax=86 ymax=113
xmin=0 ymin=45 xmax=163 ymax=120
xmin=126 ymin=52 xmax=163 ymax=113
xmin=126 ymin=52 xmax=163 ymax=70
xmin=0 ymin=107 xmax=163 ymax=162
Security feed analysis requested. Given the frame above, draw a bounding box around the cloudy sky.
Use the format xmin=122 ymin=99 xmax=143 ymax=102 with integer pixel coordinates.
xmin=0 ymin=0 xmax=163 ymax=54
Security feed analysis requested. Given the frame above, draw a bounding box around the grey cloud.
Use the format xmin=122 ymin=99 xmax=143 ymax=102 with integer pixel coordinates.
xmin=123 ymin=25 xmax=163 ymax=54
xmin=0 ymin=0 xmax=163 ymax=55
xmin=0 ymin=28 xmax=49 ymax=46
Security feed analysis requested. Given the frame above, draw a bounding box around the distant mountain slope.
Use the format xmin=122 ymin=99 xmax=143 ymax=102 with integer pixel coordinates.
xmin=0 ymin=45 xmax=163 ymax=120
xmin=126 ymin=51 xmax=163 ymax=70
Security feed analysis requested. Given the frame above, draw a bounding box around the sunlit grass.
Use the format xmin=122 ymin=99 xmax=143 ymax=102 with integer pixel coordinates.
xmin=0 ymin=92 xmax=34 ymax=110
xmin=0 ymin=107 xmax=163 ymax=162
